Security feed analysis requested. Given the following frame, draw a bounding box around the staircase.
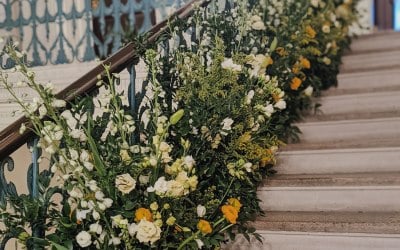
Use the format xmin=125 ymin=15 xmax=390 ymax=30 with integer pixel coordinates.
xmin=227 ymin=31 xmax=400 ymax=249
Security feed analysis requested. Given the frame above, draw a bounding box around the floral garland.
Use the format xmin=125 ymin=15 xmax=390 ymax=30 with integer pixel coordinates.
xmin=0 ymin=0 xmax=358 ymax=249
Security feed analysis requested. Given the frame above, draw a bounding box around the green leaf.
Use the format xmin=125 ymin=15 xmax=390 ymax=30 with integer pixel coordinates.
xmin=270 ymin=37 xmax=278 ymax=52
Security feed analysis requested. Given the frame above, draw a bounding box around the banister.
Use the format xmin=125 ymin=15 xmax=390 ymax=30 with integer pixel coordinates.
xmin=0 ymin=0 xmax=210 ymax=159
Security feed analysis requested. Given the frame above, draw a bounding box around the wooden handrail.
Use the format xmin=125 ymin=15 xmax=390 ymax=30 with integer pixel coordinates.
xmin=0 ymin=0 xmax=210 ymax=158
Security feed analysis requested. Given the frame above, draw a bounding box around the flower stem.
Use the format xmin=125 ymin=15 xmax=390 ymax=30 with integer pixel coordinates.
xmin=177 ymin=231 xmax=199 ymax=250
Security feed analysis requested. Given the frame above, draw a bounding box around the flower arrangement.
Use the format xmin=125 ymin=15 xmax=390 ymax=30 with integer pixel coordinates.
xmin=0 ymin=0 xmax=358 ymax=249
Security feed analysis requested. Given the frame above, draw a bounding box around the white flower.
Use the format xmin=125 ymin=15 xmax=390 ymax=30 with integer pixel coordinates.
xmin=52 ymin=99 xmax=66 ymax=108
xmin=148 ymin=177 xmax=168 ymax=195
xmin=221 ymin=58 xmax=242 ymax=72
xmin=322 ymin=56 xmax=332 ymax=65
xmin=197 ymin=205 xmax=206 ymax=217
xmin=92 ymin=210 xmax=100 ymax=220
xmin=322 ymin=24 xmax=330 ymax=33
xmin=38 ymin=105 xmax=47 ymax=119
xmin=95 ymin=191 xmax=104 ymax=201
xmin=221 ymin=118 xmax=234 ymax=136
xmin=103 ymin=198 xmax=113 ymax=208
xmin=310 ymin=0 xmax=319 ymax=7
xmin=89 ymin=223 xmax=103 ymax=235
xmin=136 ymin=220 xmax=161 ymax=244
xmin=196 ymin=239 xmax=204 ymax=249
xmin=245 ymin=90 xmax=255 ymax=105
xmin=304 ymin=85 xmax=314 ymax=97
xmin=69 ymin=187 xmax=83 ymax=199
xmin=243 ymin=162 xmax=253 ymax=172
xmin=128 ymin=223 xmax=138 ymax=236
xmin=167 ymin=180 xmax=185 ymax=197
xmin=274 ymin=99 xmax=287 ymax=110
xmin=115 ymin=173 xmax=136 ymax=194
xmin=251 ymin=21 xmax=266 ymax=30
xmin=184 ymin=155 xmax=196 ymax=171
xmin=111 ymin=236 xmax=121 ymax=245
xmin=76 ymin=209 xmax=90 ymax=221
xmin=19 ymin=123 xmax=26 ymax=134
xmin=76 ymin=231 xmax=92 ymax=248
xmin=139 ymin=175 xmax=150 ymax=184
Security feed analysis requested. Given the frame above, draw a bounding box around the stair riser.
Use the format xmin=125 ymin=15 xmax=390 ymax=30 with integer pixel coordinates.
xmin=349 ymin=34 xmax=400 ymax=54
xmin=226 ymin=231 xmax=400 ymax=250
xmin=337 ymin=70 xmax=400 ymax=93
xmin=297 ymin=118 xmax=400 ymax=145
xmin=258 ymin=187 xmax=400 ymax=212
xmin=340 ymin=51 xmax=400 ymax=73
xmin=277 ymin=148 xmax=400 ymax=174
xmin=313 ymin=91 xmax=400 ymax=120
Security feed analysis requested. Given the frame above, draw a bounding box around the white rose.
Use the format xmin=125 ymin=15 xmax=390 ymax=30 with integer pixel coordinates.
xmin=197 ymin=205 xmax=206 ymax=217
xmin=76 ymin=231 xmax=92 ymax=248
xmin=136 ymin=220 xmax=161 ymax=244
xmin=115 ymin=173 xmax=136 ymax=194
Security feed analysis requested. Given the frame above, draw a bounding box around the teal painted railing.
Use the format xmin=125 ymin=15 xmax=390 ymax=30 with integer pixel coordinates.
xmin=0 ymin=0 xmax=188 ymax=69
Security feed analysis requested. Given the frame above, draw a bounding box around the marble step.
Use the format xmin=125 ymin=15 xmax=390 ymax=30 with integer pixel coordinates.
xmin=333 ymin=69 xmax=400 ymax=95
xmin=226 ymin=211 xmax=400 ymax=249
xmin=349 ymin=31 xmax=400 ymax=54
xmin=340 ymin=50 xmax=400 ymax=73
xmin=309 ymin=90 xmax=400 ymax=121
xmin=287 ymin=117 xmax=400 ymax=150
xmin=258 ymin=173 xmax=400 ymax=212
xmin=276 ymin=147 xmax=400 ymax=175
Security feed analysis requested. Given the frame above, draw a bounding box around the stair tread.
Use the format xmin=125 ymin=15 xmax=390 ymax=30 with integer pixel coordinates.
xmin=253 ymin=211 xmax=400 ymax=234
xmin=263 ymin=173 xmax=400 ymax=187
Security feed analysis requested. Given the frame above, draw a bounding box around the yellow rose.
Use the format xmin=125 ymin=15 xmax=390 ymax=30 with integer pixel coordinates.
xmin=300 ymin=57 xmax=311 ymax=69
xmin=197 ymin=219 xmax=212 ymax=234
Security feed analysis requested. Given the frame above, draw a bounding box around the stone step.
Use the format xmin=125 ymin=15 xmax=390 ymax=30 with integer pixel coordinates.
xmin=333 ymin=69 xmax=400 ymax=95
xmin=287 ymin=117 xmax=400 ymax=150
xmin=340 ymin=50 xmax=400 ymax=73
xmin=254 ymin=211 xmax=400 ymax=234
xmin=349 ymin=31 xmax=400 ymax=54
xmin=258 ymin=173 xmax=400 ymax=212
xmin=228 ymin=231 xmax=400 ymax=250
xmin=309 ymin=91 xmax=400 ymax=121
xmin=276 ymin=147 xmax=400 ymax=175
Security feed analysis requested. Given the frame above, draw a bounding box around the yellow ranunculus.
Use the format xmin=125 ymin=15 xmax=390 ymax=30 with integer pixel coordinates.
xmin=290 ymin=77 xmax=303 ymax=90
xmin=197 ymin=219 xmax=212 ymax=234
xmin=135 ymin=208 xmax=153 ymax=222
xmin=221 ymin=205 xmax=238 ymax=224
xmin=227 ymin=198 xmax=242 ymax=212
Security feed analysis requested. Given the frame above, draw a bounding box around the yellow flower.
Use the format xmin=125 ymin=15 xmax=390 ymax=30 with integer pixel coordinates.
xmin=276 ymin=47 xmax=288 ymax=57
xmin=300 ymin=57 xmax=311 ymax=69
xmin=135 ymin=208 xmax=153 ymax=222
xmin=221 ymin=205 xmax=238 ymax=224
xmin=227 ymin=198 xmax=242 ymax=212
xmin=290 ymin=77 xmax=303 ymax=90
xmin=305 ymin=25 xmax=316 ymax=39
xmin=292 ymin=63 xmax=300 ymax=74
xmin=120 ymin=149 xmax=132 ymax=164
xmin=197 ymin=219 xmax=212 ymax=234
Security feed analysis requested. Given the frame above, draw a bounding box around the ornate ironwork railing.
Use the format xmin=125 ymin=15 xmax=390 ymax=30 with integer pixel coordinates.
xmin=0 ymin=0 xmax=222 ymax=248
xmin=0 ymin=0 xmax=189 ymax=69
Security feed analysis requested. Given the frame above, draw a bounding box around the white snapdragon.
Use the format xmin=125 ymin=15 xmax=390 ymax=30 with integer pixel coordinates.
xmin=221 ymin=118 xmax=234 ymax=136
xmin=245 ymin=90 xmax=255 ymax=105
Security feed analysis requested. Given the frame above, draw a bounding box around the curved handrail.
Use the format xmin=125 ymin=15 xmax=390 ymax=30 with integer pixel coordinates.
xmin=0 ymin=0 xmax=210 ymax=158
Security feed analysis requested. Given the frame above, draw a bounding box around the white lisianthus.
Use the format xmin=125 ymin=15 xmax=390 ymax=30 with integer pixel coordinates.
xmin=115 ymin=173 xmax=136 ymax=194
xmin=76 ymin=231 xmax=92 ymax=248
xmin=304 ymin=85 xmax=314 ymax=97
xmin=221 ymin=58 xmax=242 ymax=72
xmin=148 ymin=177 xmax=168 ymax=196
xmin=136 ymin=220 xmax=161 ymax=244
xmin=197 ymin=205 xmax=206 ymax=217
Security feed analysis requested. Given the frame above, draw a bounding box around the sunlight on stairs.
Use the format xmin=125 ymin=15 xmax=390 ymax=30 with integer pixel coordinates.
xmin=226 ymin=31 xmax=400 ymax=250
